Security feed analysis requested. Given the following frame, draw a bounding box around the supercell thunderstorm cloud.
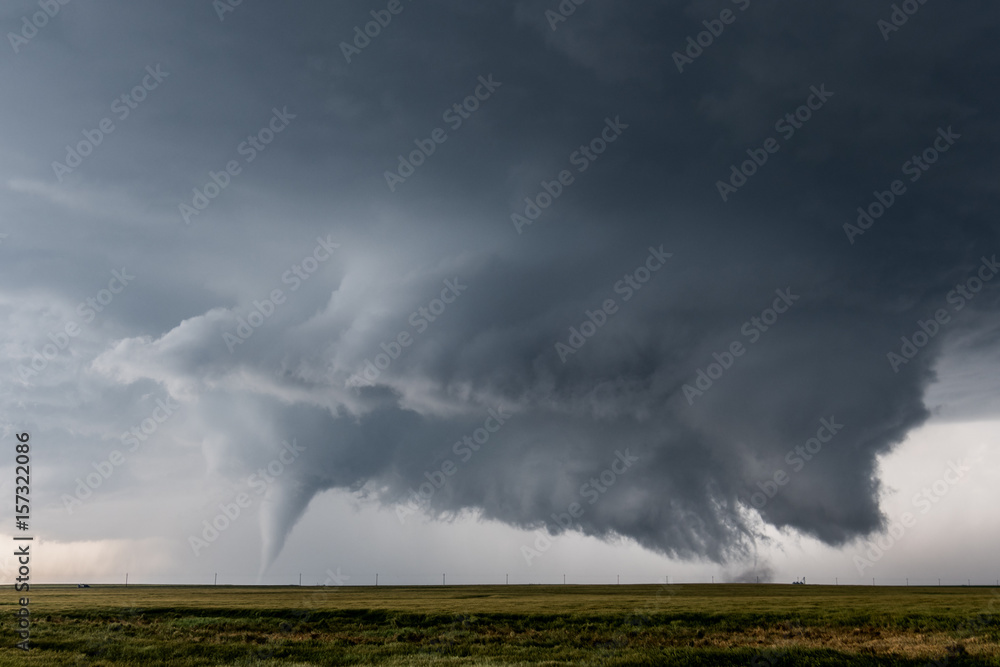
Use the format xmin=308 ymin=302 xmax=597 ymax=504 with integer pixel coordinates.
xmin=2 ymin=0 xmax=999 ymax=583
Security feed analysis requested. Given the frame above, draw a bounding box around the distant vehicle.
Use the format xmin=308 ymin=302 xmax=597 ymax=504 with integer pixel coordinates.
xmin=77 ymin=584 xmax=91 ymax=588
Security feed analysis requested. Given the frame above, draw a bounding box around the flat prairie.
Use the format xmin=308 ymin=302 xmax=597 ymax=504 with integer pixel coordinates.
xmin=2 ymin=583 xmax=998 ymax=665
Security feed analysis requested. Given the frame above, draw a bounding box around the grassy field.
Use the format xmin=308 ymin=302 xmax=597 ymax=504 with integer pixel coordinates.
xmin=2 ymin=583 xmax=999 ymax=665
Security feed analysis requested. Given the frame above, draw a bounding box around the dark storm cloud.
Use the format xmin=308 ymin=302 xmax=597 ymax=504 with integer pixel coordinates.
xmin=4 ymin=1 xmax=999 ymax=570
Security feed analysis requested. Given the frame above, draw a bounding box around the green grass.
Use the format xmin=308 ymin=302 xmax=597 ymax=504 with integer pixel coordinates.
xmin=1 ymin=584 xmax=998 ymax=665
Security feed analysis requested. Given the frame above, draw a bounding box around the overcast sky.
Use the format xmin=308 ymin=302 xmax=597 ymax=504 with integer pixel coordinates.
xmin=2 ymin=0 xmax=999 ymax=587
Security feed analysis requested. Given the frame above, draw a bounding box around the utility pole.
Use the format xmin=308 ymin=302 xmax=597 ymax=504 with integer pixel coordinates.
xmin=125 ymin=573 xmax=128 ymax=587
xmin=563 ymin=574 xmax=566 ymax=585
xmin=617 ymin=575 xmax=620 ymax=585
xmin=214 ymin=573 xmax=217 ymax=586
xmin=506 ymin=574 xmax=508 ymax=585
xmin=376 ymin=573 xmax=378 ymax=586
xmin=443 ymin=574 xmax=446 ymax=586
xmin=299 ymin=573 xmax=302 ymax=587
